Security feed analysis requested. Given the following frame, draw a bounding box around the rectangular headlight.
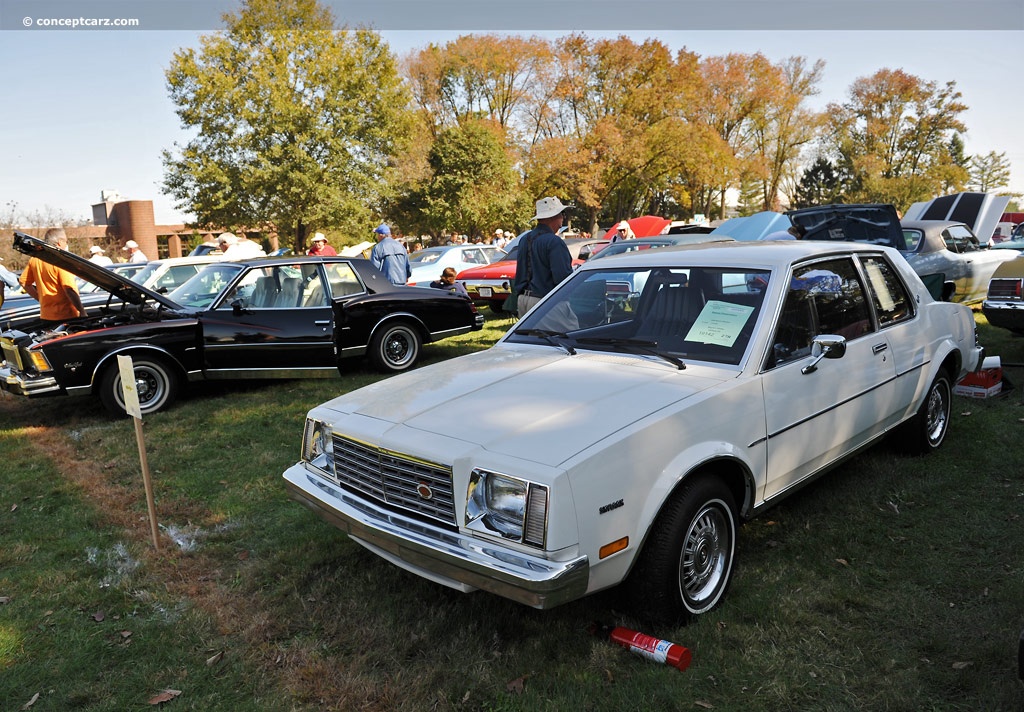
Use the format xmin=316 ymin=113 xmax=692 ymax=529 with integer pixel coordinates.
xmin=301 ymin=418 xmax=334 ymax=476
xmin=466 ymin=469 xmax=548 ymax=548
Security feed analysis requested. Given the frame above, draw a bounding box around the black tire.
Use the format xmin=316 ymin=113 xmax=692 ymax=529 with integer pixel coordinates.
xmin=625 ymin=475 xmax=737 ymax=624
xmin=369 ymin=321 xmax=421 ymax=373
xmin=901 ymin=370 xmax=952 ymax=455
xmin=98 ymin=355 xmax=180 ymax=416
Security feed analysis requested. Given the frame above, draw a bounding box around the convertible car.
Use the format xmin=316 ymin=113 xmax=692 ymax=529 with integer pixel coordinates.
xmin=0 ymin=232 xmax=483 ymax=415
xmin=284 ymin=240 xmax=981 ymax=623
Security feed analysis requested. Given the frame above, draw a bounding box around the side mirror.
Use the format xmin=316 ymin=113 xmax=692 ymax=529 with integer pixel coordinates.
xmin=801 ymin=334 xmax=847 ymax=375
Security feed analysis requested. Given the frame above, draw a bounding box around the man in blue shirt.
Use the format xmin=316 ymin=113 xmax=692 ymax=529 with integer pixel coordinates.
xmin=370 ymin=223 xmax=411 ymax=286
xmin=514 ymin=196 xmax=573 ymax=316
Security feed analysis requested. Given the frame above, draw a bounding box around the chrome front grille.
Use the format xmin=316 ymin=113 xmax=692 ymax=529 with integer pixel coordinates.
xmin=988 ymin=278 xmax=1023 ymax=301
xmin=331 ymin=434 xmax=457 ymax=527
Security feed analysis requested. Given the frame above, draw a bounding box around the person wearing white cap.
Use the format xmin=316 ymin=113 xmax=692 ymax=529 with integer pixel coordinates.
xmin=610 ymin=220 xmax=635 ymax=243
xmin=513 ymin=196 xmax=574 ymax=317
xmin=306 ymin=232 xmax=337 ymax=256
xmin=88 ymin=245 xmax=113 ymax=266
xmin=122 ymin=239 xmax=148 ymax=263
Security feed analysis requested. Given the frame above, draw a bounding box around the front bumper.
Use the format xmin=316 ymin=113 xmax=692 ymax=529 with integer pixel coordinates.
xmin=982 ymin=300 xmax=1024 ymax=332
xmin=283 ymin=463 xmax=590 ymax=609
xmin=0 ymin=365 xmax=61 ymax=397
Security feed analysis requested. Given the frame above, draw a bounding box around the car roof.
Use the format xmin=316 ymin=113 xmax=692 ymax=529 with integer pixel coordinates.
xmin=577 ymin=237 xmax=898 ymax=271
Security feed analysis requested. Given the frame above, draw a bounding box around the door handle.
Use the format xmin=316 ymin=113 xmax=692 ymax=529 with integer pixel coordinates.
xmin=314 ymin=320 xmax=331 ymax=325
xmin=872 ymin=343 xmax=888 ymax=355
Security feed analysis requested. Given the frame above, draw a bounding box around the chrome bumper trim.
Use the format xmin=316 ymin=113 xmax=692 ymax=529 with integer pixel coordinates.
xmin=283 ymin=464 xmax=589 ymax=609
xmin=0 ymin=367 xmax=61 ymax=397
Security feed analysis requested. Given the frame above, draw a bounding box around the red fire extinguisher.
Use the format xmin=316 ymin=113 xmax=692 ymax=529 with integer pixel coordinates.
xmin=591 ymin=623 xmax=692 ymax=671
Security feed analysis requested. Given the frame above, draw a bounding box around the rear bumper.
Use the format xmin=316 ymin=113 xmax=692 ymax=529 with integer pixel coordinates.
xmin=982 ymin=301 xmax=1024 ymax=331
xmin=283 ymin=463 xmax=590 ymax=609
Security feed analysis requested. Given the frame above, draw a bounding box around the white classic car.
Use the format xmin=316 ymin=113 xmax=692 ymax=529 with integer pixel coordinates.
xmin=283 ymin=241 xmax=983 ymax=622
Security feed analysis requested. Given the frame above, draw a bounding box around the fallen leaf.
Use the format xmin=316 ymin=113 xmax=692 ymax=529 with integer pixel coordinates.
xmin=887 ymin=501 xmax=900 ymax=515
xmin=21 ymin=692 xmax=39 ymax=709
xmin=148 ymin=689 xmax=182 ymax=705
xmin=695 ymin=701 xmax=714 ymax=709
xmin=0 ymin=596 xmax=10 ymax=605
xmin=237 ymin=551 xmax=249 ymax=561
xmin=960 ymin=411 xmax=972 ymax=417
xmin=120 ymin=630 xmax=133 ymax=639
xmin=206 ymin=651 xmax=224 ymax=666
xmin=506 ymin=675 xmax=527 ymax=694
xmin=835 ymin=558 xmax=849 ymax=566
xmin=461 ymin=691 xmax=470 ymax=704
xmin=952 ymin=661 xmax=973 ymax=670
xmin=10 ymin=504 xmax=17 ymax=512
xmin=91 ymin=611 xmax=105 ymax=622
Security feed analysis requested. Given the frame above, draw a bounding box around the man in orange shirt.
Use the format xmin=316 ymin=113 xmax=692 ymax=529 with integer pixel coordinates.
xmin=19 ymin=228 xmax=87 ymax=326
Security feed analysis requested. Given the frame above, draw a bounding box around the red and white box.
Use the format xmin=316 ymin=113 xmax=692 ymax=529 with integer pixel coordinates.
xmin=954 ymin=356 xmax=1002 ymax=399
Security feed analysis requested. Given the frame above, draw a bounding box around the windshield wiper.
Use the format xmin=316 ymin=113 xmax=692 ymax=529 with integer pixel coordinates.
xmin=576 ymin=336 xmax=686 ymax=370
xmin=516 ymin=328 xmax=577 ymax=355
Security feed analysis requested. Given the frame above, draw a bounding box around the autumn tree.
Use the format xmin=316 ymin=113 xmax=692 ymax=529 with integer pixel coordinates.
xmin=162 ymin=0 xmax=411 ymax=251
xmin=824 ymin=68 xmax=967 ymax=210
xmin=792 ymin=156 xmax=846 ymax=208
xmin=969 ymin=150 xmax=1012 ymax=192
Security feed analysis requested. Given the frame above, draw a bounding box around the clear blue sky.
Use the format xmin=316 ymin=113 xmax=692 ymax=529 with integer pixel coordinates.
xmin=1 ymin=22 xmax=1021 ymax=225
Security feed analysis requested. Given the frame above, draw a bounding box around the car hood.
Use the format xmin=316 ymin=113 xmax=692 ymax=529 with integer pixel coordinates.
xmin=13 ymin=232 xmax=180 ymax=309
xmin=457 ymin=259 xmax=516 ymax=280
xmin=786 ymin=204 xmax=905 ymax=248
xmin=903 ymin=192 xmax=1009 ymax=243
xmin=323 ymin=346 xmax=723 ymax=467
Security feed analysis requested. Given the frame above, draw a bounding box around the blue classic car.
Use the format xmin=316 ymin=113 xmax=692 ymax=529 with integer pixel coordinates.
xmin=0 ymin=232 xmax=483 ymax=415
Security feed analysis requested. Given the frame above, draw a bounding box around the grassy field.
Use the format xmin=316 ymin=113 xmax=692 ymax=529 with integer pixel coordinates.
xmin=1 ymin=311 xmax=1022 ymax=711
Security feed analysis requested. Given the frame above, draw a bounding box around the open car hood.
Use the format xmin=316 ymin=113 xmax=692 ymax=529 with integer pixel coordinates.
xmin=13 ymin=232 xmax=181 ymax=309
xmin=786 ymin=204 xmax=905 ymax=249
xmin=903 ymin=191 xmax=1010 ymax=243
xmin=710 ymin=211 xmax=791 ymax=241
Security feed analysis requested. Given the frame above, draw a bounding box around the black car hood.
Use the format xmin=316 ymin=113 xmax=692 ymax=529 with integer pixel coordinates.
xmin=13 ymin=232 xmax=180 ymax=310
xmin=786 ymin=204 xmax=906 ymax=250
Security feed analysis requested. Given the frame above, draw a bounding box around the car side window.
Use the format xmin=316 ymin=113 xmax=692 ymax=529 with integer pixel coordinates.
xmin=947 ymin=224 xmax=980 ymax=253
xmin=324 ymin=263 xmax=364 ymax=299
xmin=768 ymin=258 xmax=872 ymax=369
xmin=860 ymin=255 xmax=913 ymax=327
xmin=902 ymin=228 xmax=924 ymax=252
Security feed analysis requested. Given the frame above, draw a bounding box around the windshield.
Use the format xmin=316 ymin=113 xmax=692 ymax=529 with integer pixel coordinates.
xmin=168 ymin=264 xmax=244 ymax=309
xmin=508 ymin=264 xmax=770 ymax=366
xmin=409 ymin=249 xmax=445 ymax=264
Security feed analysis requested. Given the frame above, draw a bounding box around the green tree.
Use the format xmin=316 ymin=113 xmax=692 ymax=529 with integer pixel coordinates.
xmin=969 ymin=150 xmax=1012 ymax=192
xmin=793 ymin=156 xmax=845 ymax=208
xmin=162 ymin=0 xmax=411 ymax=251
xmin=417 ymin=119 xmax=528 ymax=239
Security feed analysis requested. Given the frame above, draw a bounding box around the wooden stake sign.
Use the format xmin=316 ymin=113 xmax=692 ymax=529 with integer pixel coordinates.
xmin=117 ymin=355 xmax=160 ymax=551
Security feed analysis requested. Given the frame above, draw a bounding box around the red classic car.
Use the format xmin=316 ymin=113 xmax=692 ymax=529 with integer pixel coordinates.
xmin=457 ymin=235 xmax=607 ymax=313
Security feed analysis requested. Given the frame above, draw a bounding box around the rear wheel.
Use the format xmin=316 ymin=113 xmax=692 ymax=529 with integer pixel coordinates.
xmin=625 ymin=475 xmax=737 ymax=624
xmin=369 ymin=321 xmax=421 ymax=372
xmin=901 ymin=370 xmax=952 ymax=454
xmin=98 ymin=355 xmax=180 ymax=416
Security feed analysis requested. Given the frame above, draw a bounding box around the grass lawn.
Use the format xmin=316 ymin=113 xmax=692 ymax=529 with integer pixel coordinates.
xmin=1 ymin=311 xmax=1022 ymax=711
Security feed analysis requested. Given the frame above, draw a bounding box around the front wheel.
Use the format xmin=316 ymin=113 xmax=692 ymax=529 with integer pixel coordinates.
xmin=368 ymin=321 xmax=421 ymax=372
xmin=625 ymin=475 xmax=737 ymax=624
xmin=98 ymin=355 xmax=180 ymax=416
xmin=901 ymin=370 xmax=952 ymax=454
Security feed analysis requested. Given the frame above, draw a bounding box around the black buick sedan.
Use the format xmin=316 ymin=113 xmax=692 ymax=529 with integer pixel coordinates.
xmin=0 ymin=232 xmax=483 ymax=415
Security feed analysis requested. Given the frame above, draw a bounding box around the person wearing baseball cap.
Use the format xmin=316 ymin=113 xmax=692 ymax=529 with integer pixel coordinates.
xmin=123 ymin=239 xmax=148 ymax=263
xmin=514 ymin=196 xmax=574 ymax=316
xmin=88 ymin=245 xmax=113 ymax=266
xmin=370 ymin=223 xmax=411 ymax=286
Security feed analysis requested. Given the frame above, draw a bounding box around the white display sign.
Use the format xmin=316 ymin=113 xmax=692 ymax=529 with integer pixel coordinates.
xmin=117 ymin=354 xmax=143 ymax=419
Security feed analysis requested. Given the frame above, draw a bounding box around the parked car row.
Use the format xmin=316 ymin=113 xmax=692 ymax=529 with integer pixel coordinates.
xmin=0 ymin=232 xmax=483 ymax=415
